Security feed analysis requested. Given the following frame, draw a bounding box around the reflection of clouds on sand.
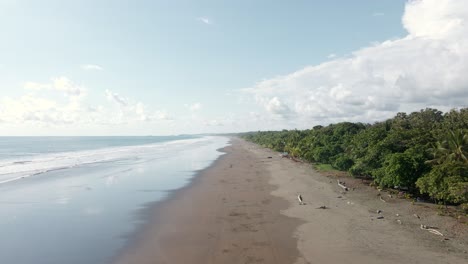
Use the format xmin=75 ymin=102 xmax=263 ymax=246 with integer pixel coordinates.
xmin=83 ymin=207 xmax=102 ymax=216
xmin=105 ymin=174 xmax=119 ymax=186
xmin=0 ymin=136 xmax=230 ymax=264
xmin=55 ymin=196 xmax=70 ymax=205
xmin=136 ymin=166 xmax=145 ymax=174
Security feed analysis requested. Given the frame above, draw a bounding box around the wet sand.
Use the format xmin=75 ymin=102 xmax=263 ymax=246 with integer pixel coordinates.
xmin=113 ymin=138 xmax=301 ymax=264
xmin=114 ymin=137 xmax=467 ymax=264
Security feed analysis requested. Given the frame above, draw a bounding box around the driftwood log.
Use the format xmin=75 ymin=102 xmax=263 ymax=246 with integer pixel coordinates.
xmin=337 ymin=180 xmax=348 ymax=191
xmin=420 ymin=225 xmax=444 ymax=236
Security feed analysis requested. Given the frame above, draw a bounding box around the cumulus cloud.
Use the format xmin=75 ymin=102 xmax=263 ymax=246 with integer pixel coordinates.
xmin=24 ymin=77 xmax=86 ymax=97
xmin=104 ymin=89 xmax=171 ymax=124
xmin=246 ymin=0 xmax=468 ymax=127
xmin=0 ymin=93 xmax=85 ymax=125
xmin=263 ymin=97 xmax=295 ymax=119
xmin=105 ymin=89 xmax=127 ymax=106
xmin=0 ymin=78 xmax=171 ymax=128
xmin=186 ymin=102 xmax=202 ymax=112
xmin=81 ymin=64 xmax=103 ymax=71
xmin=197 ymin=17 xmax=213 ymax=25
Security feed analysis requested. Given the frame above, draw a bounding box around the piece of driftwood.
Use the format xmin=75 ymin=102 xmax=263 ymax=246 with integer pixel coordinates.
xmin=337 ymin=180 xmax=348 ymax=191
xmin=420 ymin=224 xmax=444 ymax=236
xmin=379 ymin=196 xmax=386 ymax=203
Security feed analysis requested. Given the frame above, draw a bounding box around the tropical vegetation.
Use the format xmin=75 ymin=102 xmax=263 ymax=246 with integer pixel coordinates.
xmin=241 ymin=108 xmax=468 ymax=205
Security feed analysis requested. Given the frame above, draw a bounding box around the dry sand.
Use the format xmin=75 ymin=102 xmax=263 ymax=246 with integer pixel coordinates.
xmin=114 ymin=137 xmax=467 ymax=264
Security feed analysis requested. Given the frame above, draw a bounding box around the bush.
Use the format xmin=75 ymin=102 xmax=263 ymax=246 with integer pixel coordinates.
xmin=416 ymin=162 xmax=468 ymax=204
xmin=349 ymin=161 xmax=368 ymax=177
xmin=374 ymin=149 xmax=428 ymax=189
xmin=332 ymin=154 xmax=354 ymax=171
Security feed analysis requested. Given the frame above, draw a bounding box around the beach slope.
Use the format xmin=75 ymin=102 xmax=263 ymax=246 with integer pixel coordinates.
xmin=114 ymin=137 xmax=467 ymax=264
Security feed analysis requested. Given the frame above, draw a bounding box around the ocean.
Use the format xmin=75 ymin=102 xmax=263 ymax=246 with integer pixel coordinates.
xmin=0 ymin=136 xmax=230 ymax=264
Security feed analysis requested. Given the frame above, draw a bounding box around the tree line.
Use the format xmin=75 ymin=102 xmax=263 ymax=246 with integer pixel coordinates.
xmin=241 ymin=108 xmax=468 ymax=205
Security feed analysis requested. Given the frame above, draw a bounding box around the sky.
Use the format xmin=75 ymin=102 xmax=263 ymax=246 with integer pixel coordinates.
xmin=0 ymin=0 xmax=467 ymax=136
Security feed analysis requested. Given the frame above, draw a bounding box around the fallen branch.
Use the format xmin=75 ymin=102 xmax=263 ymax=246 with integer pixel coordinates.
xmin=379 ymin=196 xmax=386 ymax=203
xmin=337 ymin=180 xmax=348 ymax=191
xmin=420 ymin=224 xmax=444 ymax=236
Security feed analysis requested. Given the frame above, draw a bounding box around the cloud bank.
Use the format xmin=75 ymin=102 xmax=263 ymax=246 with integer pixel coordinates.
xmin=247 ymin=0 xmax=468 ymax=127
xmin=0 ymin=77 xmax=170 ymax=129
xmin=81 ymin=64 xmax=103 ymax=71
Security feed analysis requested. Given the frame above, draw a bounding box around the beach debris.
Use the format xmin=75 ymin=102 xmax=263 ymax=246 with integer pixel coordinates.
xmin=397 ymin=219 xmax=402 ymax=224
xmin=414 ymin=214 xmax=421 ymax=219
xmin=316 ymin=205 xmax=328 ymax=209
xmin=280 ymin=152 xmax=289 ymax=158
xmin=337 ymin=179 xmax=348 ymax=191
xmin=377 ymin=216 xmax=384 ymax=219
xmin=298 ymin=194 xmax=305 ymax=205
xmin=420 ymin=225 xmax=444 ymax=236
xmin=379 ymin=196 xmax=386 ymax=203
xmin=337 ymin=196 xmax=342 ymax=198
xmin=347 ymin=201 xmax=354 ymax=205
xmin=267 ymin=156 xmax=272 ymax=159
xmin=377 ymin=209 xmax=382 ymax=214
xmin=396 ymin=213 xmax=400 ymax=217
xmin=388 ymin=194 xmax=393 ymax=198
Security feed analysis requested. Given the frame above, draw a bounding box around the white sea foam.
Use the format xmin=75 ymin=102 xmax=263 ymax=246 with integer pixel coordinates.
xmin=0 ymin=136 xmax=210 ymax=185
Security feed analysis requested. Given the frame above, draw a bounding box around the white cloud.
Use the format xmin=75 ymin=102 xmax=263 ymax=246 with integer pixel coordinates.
xmin=104 ymin=89 xmax=171 ymax=124
xmin=24 ymin=76 xmax=86 ymax=97
xmin=105 ymin=89 xmax=127 ymax=106
xmin=327 ymin=53 xmax=337 ymax=59
xmin=187 ymin=102 xmax=202 ymax=112
xmin=203 ymin=119 xmax=224 ymax=126
xmin=197 ymin=17 xmax=213 ymax=25
xmin=246 ymin=0 xmax=468 ymax=128
xmin=0 ymin=79 xmax=171 ymax=130
xmin=264 ymin=97 xmax=294 ymax=119
xmin=81 ymin=64 xmax=103 ymax=71
xmin=0 ymin=93 xmax=83 ymax=125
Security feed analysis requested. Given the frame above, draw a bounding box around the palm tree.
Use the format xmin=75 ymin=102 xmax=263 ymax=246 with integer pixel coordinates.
xmin=427 ymin=129 xmax=468 ymax=165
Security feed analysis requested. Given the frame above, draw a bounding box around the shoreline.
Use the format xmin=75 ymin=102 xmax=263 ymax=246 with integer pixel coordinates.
xmin=112 ymin=137 xmax=302 ymax=263
xmin=113 ymin=137 xmax=467 ymax=264
xmin=111 ymin=146 xmax=232 ymax=260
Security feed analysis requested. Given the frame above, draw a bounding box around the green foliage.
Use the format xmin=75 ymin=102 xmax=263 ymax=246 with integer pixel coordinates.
xmin=374 ymin=147 xmax=429 ymax=189
xmin=416 ymin=162 xmax=468 ymax=204
xmin=332 ymin=154 xmax=354 ymax=171
xmin=427 ymin=129 xmax=468 ymax=165
xmin=314 ymin=163 xmax=335 ymax=171
xmin=241 ymin=107 xmax=468 ymax=204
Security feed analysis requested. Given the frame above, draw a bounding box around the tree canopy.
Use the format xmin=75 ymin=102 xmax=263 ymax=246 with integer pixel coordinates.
xmin=241 ymin=108 xmax=468 ymax=205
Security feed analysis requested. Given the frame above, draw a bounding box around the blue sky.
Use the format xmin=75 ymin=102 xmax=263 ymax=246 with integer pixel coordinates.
xmin=1 ymin=0 xmax=467 ymax=135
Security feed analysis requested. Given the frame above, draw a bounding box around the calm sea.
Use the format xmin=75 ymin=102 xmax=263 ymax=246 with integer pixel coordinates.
xmin=0 ymin=136 xmax=229 ymax=264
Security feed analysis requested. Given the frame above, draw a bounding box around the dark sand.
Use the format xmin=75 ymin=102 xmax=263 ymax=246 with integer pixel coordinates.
xmin=114 ymin=137 xmax=467 ymax=264
xmin=113 ymin=138 xmax=301 ymax=264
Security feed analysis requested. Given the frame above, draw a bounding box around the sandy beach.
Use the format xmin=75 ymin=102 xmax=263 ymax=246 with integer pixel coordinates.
xmin=114 ymin=137 xmax=467 ymax=264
